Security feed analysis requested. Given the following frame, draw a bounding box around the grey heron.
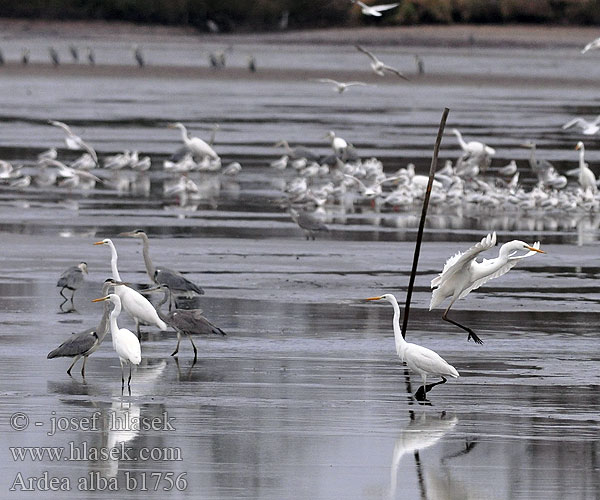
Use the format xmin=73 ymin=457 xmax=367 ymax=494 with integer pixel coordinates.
xmin=150 ymin=285 xmax=225 ymax=361
xmin=119 ymin=230 xmax=204 ymax=309
xmin=57 ymin=262 xmax=88 ymax=308
xmin=48 ymin=279 xmax=122 ymax=376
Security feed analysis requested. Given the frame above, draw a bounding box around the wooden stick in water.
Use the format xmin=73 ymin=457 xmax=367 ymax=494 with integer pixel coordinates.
xmin=401 ymin=107 xmax=449 ymax=339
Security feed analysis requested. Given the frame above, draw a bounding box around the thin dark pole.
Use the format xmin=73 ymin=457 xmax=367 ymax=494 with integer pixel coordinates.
xmin=401 ymin=107 xmax=449 ymax=339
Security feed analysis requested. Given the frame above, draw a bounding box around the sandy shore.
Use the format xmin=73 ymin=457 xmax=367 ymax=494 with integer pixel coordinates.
xmin=0 ymin=17 xmax=599 ymax=48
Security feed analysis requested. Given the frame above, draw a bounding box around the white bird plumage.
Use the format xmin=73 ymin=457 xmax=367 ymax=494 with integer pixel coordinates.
xmin=430 ymin=232 xmax=545 ymax=344
xmin=312 ymin=78 xmax=368 ymax=93
xmin=581 ymin=37 xmax=600 ymax=54
xmin=48 ymin=120 xmax=98 ymax=165
xmin=169 ymin=122 xmax=219 ymax=161
xmin=351 ymin=0 xmax=399 ymax=16
xmin=563 ymin=116 xmax=600 ymax=136
xmin=366 ymin=293 xmax=459 ymax=400
xmin=452 ymin=128 xmax=495 ymax=157
xmin=94 ymin=238 xmax=168 ymax=334
xmin=575 ymin=141 xmax=597 ymax=193
xmin=355 ymin=44 xmax=409 ymax=80
xmin=92 ymin=293 xmax=141 ymax=395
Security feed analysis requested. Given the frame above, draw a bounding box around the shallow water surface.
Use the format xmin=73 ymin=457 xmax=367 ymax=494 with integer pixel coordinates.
xmin=0 ymin=34 xmax=599 ymax=499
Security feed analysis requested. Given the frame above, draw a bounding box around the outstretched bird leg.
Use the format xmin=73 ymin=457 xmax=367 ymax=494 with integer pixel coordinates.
xmin=415 ymin=377 xmax=447 ymax=402
xmin=66 ymin=356 xmax=80 ymax=376
xmin=70 ymin=289 xmax=76 ymax=305
xmin=442 ymin=309 xmax=483 ymax=344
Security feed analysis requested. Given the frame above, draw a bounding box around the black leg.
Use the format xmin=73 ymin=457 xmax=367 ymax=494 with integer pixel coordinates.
xmin=81 ymin=356 xmax=87 ymax=378
xmin=415 ymin=377 xmax=447 ymax=401
xmin=128 ymin=365 xmax=132 ymax=396
xmin=442 ymin=311 xmax=483 ymax=344
xmin=188 ymin=334 xmax=198 ymax=362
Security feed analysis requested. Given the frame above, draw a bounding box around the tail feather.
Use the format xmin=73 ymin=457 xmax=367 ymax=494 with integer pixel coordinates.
xmin=429 ymin=287 xmax=446 ymax=311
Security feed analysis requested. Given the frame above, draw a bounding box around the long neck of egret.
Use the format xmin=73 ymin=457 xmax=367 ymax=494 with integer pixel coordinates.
xmin=109 ymin=295 xmax=122 ymax=348
xmin=578 ymin=144 xmax=585 ymax=171
xmin=107 ymin=240 xmax=122 ymax=282
xmin=139 ymin=233 xmax=156 ymax=281
xmin=388 ymin=296 xmax=406 ymax=357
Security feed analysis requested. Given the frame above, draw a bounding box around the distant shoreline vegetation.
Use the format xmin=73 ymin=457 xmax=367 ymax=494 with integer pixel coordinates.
xmin=0 ymin=0 xmax=599 ymax=31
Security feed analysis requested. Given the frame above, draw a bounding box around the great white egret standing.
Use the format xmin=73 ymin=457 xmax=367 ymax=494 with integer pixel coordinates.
xmin=452 ymin=129 xmax=495 ymax=157
xmin=119 ymin=229 xmax=204 ymax=309
xmin=168 ymin=122 xmax=219 ymax=161
xmin=48 ymin=279 xmax=122 ymax=376
xmin=57 ymin=262 xmax=88 ymax=308
xmin=575 ymin=141 xmax=597 ymax=193
xmin=366 ymin=294 xmax=459 ymax=401
xmin=149 ymin=285 xmax=226 ymax=361
xmin=94 ymin=238 xmax=168 ymax=335
xmin=430 ymin=232 xmax=545 ymax=344
xmin=92 ymin=293 xmax=141 ymax=395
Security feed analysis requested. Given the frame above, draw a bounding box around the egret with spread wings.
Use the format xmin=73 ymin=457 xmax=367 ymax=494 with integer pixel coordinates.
xmin=430 ymin=232 xmax=545 ymax=344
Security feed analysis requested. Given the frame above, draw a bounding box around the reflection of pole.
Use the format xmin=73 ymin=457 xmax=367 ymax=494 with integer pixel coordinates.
xmin=401 ymin=108 xmax=449 ymax=340
xmin=413 ymin=451 xmax=428 ymax=500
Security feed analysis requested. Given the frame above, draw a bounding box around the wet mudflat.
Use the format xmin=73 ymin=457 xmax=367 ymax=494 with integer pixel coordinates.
xmin=0 ymin=27 xmax=599 ymax=499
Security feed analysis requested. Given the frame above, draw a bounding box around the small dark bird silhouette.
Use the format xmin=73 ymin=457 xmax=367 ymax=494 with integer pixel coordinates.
xmin=49 ymin=47 xmax=60 ymax=66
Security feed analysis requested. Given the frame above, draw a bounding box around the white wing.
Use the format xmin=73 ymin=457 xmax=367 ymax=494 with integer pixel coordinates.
xmin=343 ymin=173 xmax=368 ymax=192
xmin=371 ymin=2 xmax=400 ymax=12
xmin=355 ymin=44 xmax=379 ymax=63
xmin=457 ymin=241 xmax=541 ymax=300
xmin=344 ymin=81 xmax=368 ymax=87
xmin=313 ymin=78 xmax=339 ymax=85
xmin=562 ymin=117 xmax=585 ymax=130
xmin=406 ymin=344 xmax=459 ymax=378
xmin=581 ymin=37 xmax=600 ymax=54
xmin=431 ymin=232 xmax=496 ymax=288
xmin=382 ymin=64 xmax=409 ymax=80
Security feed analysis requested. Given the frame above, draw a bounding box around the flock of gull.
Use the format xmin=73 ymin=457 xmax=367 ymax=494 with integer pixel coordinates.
xmin=4 ymin=16 xmax=600 ymax=401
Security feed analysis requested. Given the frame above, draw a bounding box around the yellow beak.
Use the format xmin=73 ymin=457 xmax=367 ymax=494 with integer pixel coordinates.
xmin=92 ymin=296 xmax=109 ymax=302
xmin=93 ymin=241 xmax=105 ymax=245
xmin=526 ymin=246 xmax=545 ymax=254
xmin=365 ymin=296 xmax=382 ymax=301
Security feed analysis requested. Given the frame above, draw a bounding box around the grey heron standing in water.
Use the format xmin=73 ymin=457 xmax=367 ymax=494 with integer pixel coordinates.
xmin=48 ymin=279 xmax=123 ymax=376
xmin=57 ymin=262 xmax=88 ymax=308
xmin=149 ymin=285 xmax=226 ymax=361
xmin=119 ymin=230 xmax=205 ymax=309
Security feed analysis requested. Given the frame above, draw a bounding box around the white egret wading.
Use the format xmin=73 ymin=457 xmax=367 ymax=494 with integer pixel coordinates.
xmin=92 ymin=294 xmax=141 ymax=395
xmin=366 ymin=294 xmax=459 ymax=400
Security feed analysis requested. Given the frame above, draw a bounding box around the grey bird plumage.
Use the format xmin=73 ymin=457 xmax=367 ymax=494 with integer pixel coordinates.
xmin=152 ymin=285 xmax=225 ymax=361
xmin=57 ymin=262 xmax=88 ymax=306
xmin=120 ymin=230 xmax=204 ymax=308
xmin=288 ymin=207 xmax=329 ymax=240
xmin=48 ymin=279 xmax=117 ymax=376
